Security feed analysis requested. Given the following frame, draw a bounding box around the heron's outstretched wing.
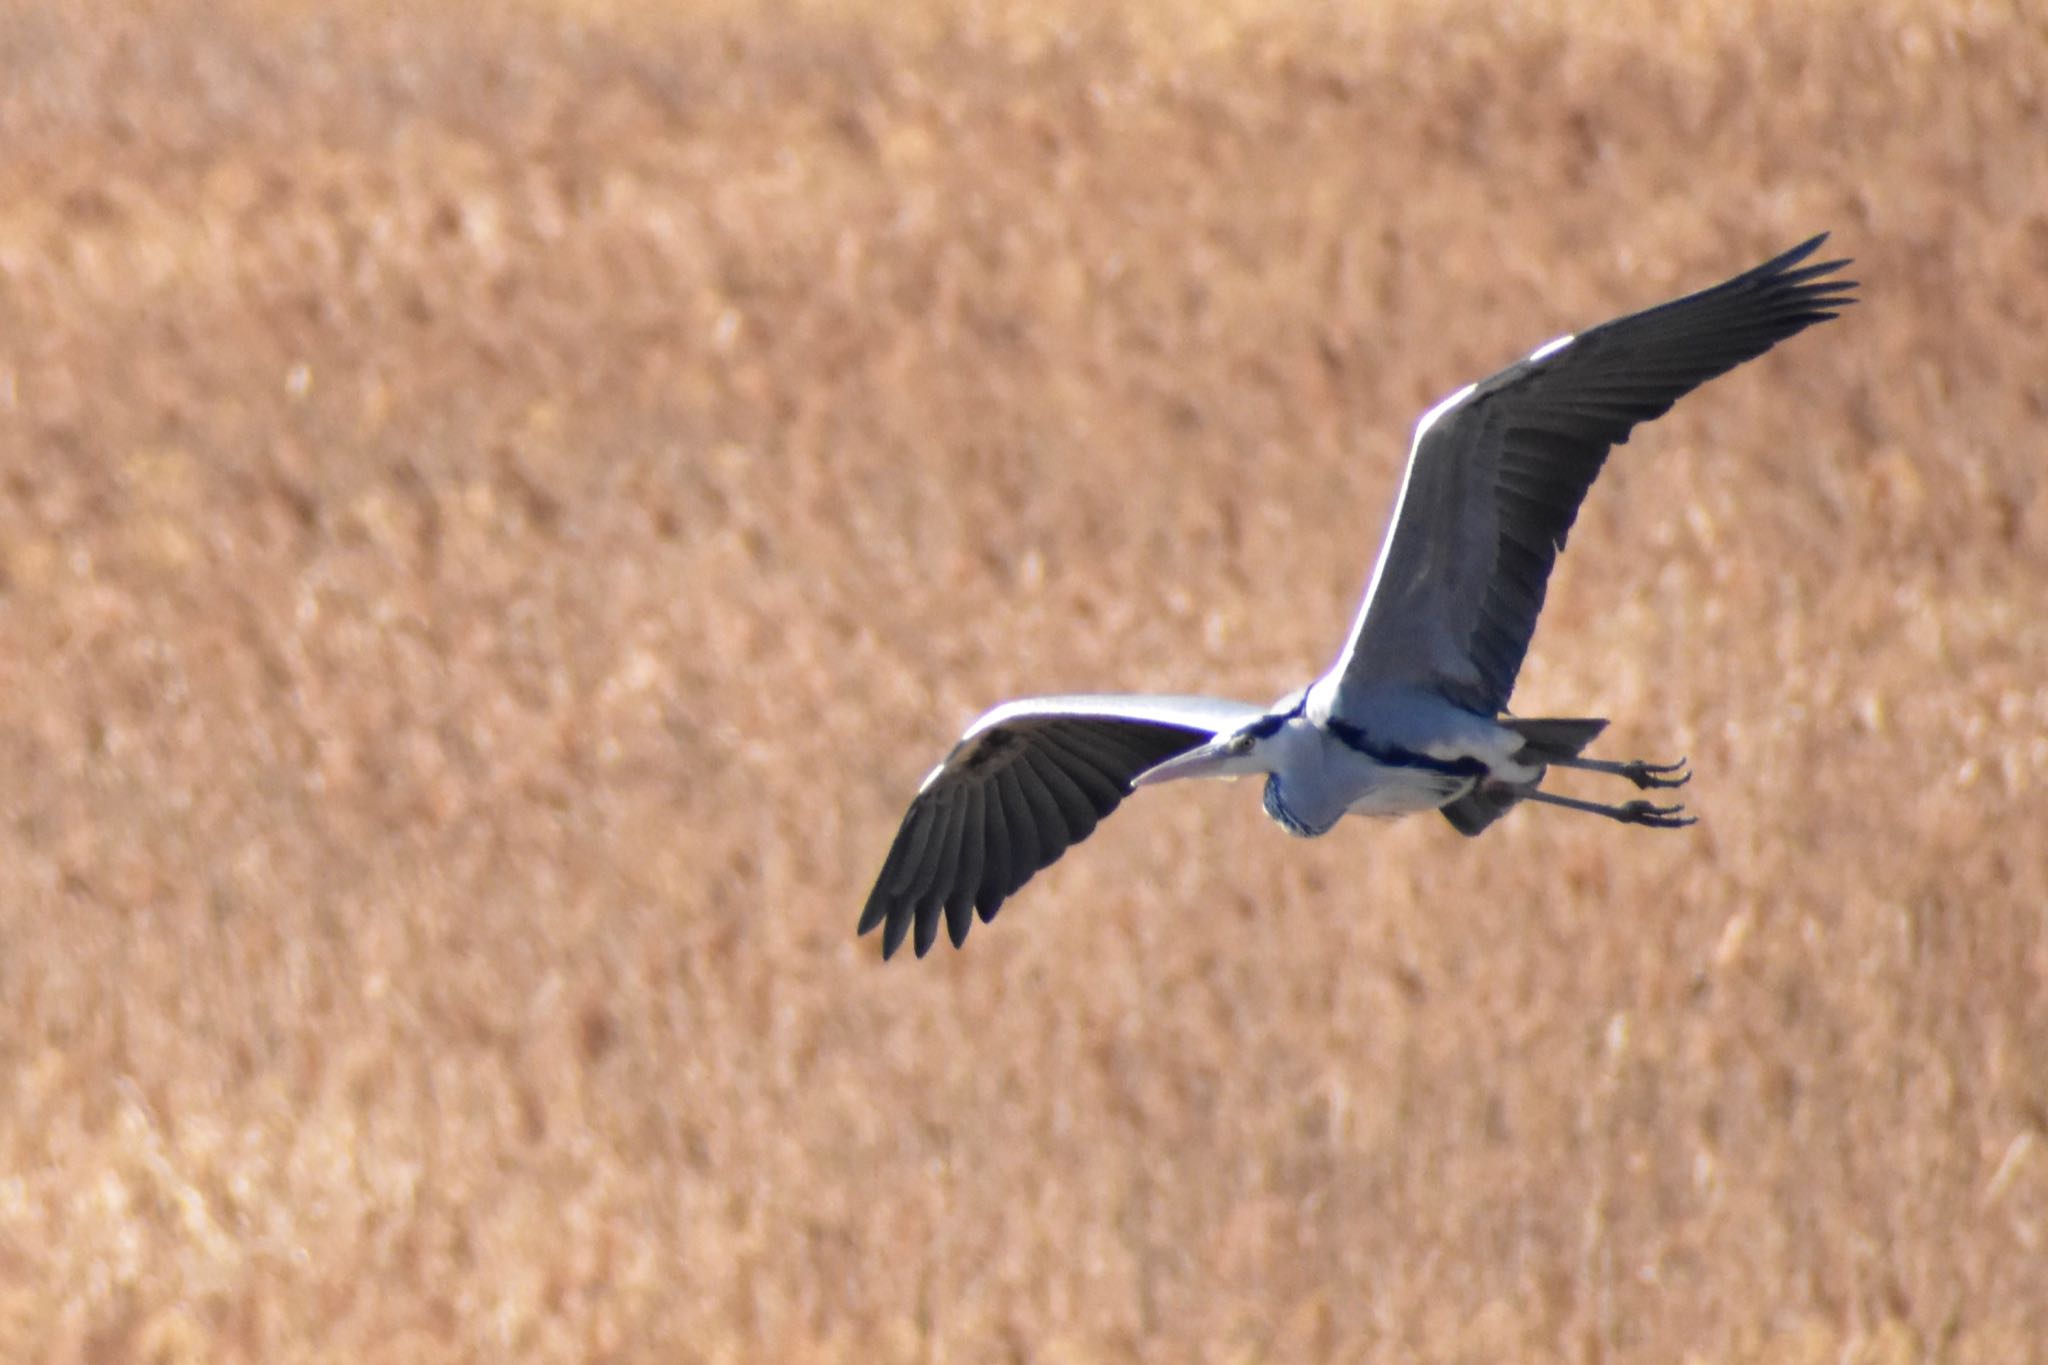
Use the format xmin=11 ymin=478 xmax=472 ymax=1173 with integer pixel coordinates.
xmin=859 ymin=694 xmax=1260 ymax=959
xmin=1324 ymin=234 xmax=1855 ymax=714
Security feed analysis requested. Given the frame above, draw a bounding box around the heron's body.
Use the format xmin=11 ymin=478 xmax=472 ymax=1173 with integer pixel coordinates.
xmin=860 ymin=236 xmax=1856 ymax=959
xmin=1239 ymin=687 xmax=1523 ymax=835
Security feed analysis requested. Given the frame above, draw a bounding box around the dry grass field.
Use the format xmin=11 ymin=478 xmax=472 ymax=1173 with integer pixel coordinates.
xmin=1 ymin=0 xmax=2045 ymax=1359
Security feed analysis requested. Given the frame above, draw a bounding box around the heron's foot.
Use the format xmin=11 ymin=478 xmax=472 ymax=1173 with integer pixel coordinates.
xmin=1523 ymin=788 xmax=1700 ymax=829
xmin=1619 ymin=756 xmax=1690 ymax=790
xmin=1614 ymin=799 xmax=1696 ymax=828
xmin=1549 ymin=752 xmax=1693 ymax=790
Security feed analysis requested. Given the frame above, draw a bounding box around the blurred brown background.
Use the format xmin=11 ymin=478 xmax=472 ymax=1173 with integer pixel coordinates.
xmin=1 ymin=0 xmax=2044 ymax=1359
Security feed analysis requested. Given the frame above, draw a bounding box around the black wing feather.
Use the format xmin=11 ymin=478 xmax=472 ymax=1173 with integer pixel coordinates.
xmin=945 ymin=785 xmax=986 ymax=950
xmin=991 ymin=767 xmax=1040 ymax=901
xmin=973 ymin=779 xmax=1013 ymax=919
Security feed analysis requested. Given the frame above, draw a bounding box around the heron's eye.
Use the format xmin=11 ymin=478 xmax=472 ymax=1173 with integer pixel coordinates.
xmin=1226 ymin=734 xmax=1254 ymax=755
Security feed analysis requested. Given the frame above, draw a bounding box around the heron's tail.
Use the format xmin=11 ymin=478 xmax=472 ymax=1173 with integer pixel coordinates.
xmin=1501 ymin=716 xmax=1608 ymax=762
xmin=1440 ymin=716 xmax=1607 ymax=836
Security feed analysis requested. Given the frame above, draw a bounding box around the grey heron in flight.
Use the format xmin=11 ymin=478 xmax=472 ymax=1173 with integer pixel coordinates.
xmin=861 ymin=235 xmax=1854 ymax=959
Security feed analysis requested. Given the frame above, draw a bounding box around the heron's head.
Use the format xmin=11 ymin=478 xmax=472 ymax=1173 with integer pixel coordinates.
xmin=1133 ymin=711 xmax=1291 ymax=787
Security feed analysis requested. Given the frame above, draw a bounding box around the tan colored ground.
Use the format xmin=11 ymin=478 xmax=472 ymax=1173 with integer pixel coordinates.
xmin=1 ymin=0 xmax=2045 ymax=1359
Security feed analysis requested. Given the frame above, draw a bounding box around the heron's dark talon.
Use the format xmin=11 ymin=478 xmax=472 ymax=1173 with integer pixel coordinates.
xmin=1617 ymin=799 xmax=1696 ymax=828
xmin=1621 ymin=756 xmax=1692 ymax=789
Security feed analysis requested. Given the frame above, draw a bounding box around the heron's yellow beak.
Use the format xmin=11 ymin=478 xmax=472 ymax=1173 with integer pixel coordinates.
xmin=1133 ymin=740 xmax=1250 ymax=787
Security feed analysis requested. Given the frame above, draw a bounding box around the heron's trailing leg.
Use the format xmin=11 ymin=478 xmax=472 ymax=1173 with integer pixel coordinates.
xmin=1547 ymin=754 xmax=1691 ymax=790
xmin=1522 ymin=789 xmax=1696 ymax=828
